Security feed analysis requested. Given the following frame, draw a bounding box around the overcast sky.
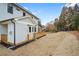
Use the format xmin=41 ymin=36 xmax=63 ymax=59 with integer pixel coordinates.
xmin=20 ymin=3 xmax=65 ymax=25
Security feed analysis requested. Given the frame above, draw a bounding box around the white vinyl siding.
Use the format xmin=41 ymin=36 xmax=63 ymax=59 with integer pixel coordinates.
xmin=0 ymin=3 xmax=29 ymax=21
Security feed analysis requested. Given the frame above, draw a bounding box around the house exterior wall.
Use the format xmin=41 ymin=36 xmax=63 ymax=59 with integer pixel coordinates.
xmin=15 ymin=22 xmax=28 ymax=44
xmin=15 ymin=18 xmax=34 ymax=44
xmin=34 ymin=18 xmax=39 ymax=32
xmin=0 ymin=24 xmax=8 ymax=42
xmin=28 ymin=17 xmax=39 ymax=32
xmin=0 ymin=25 xmax=8 ymax=34
xmin=0 ymin=3 xmax=40 ymax=44
xmin=8 ymin=22 xmax=14 ymax=43
xmin=36 ymin=25 xmax=39 ymax=32
xmin=14 ymin=17 xmax=38 ymax=44
xmin=0 ymin=3 xmax=31 ymax=21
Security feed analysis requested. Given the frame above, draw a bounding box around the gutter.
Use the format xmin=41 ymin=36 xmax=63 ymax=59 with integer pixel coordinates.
xmin=11 ymin=19 xmax=16 ymax=46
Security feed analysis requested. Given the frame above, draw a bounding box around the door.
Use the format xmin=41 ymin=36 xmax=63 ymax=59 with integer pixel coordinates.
xmin=28 ymin=26 xmax=33 ymax=40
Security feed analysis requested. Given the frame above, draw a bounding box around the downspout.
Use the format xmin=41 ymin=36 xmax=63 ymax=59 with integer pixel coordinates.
xmin=11 ymin=19 xmax=16 ymax=46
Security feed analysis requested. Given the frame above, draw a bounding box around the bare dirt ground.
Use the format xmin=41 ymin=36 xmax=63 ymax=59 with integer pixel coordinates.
xmin=0 ymin=31 xmax=79 ymax=56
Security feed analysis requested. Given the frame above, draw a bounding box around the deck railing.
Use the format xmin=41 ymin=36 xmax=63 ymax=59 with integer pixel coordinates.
xmin=27 ymin=32 xmax=46 ymax=40
xmin=35 ymin=32 xmax=46 ymax=39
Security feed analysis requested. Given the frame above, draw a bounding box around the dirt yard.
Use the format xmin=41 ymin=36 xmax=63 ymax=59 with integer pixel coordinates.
xmin=0 ymin=31 xmax=79 ymax=56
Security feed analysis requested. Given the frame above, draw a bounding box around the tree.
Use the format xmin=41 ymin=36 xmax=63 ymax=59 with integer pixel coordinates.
xmin=73 ymin=14 xmax=79 ymax=30
xmin=54 ymin=18 xmax=59 ymax=31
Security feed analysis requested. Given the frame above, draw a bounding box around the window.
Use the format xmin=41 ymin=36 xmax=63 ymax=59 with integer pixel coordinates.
xmin=16 ymin=8 xmax=20 ymax=11
xmin=32 ymin=27 xmax=33 ymax=32
xmin=35 ymin=27 xmax=36 ymax=32
xmin=23 ymin=12 xmax=26 ymax=16
xmin=7 ymin=4 xmax=13 ymax=14
xmin=29 ymin=27 xmax=31 ymax=32
xmin=32 ymin=17 xmax=34 ymax=19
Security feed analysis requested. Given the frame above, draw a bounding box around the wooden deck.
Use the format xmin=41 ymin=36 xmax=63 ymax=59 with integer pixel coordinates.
xmin=35 ymin=32 xmax=46 ymax=39
xmin=1 ymin=34 xmax=7 ymax=44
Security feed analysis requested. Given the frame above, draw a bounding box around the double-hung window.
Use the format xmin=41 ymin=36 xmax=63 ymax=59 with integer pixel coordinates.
xmin=23 ymin=12 xmax=26 ymax=16
xmin=7 ymin=4 xmax=13 ymax=14
xmin=32 ymin=27 xmax=33 ymax=32
xmin=35 ymin=27 xmax=36 ymax=32
xmin=29 ymin=27 xmax=31 ymax=32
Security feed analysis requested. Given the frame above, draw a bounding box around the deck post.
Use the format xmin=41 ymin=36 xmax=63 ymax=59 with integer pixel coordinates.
xmin=33 ymin=33 xmax=36 ymax=40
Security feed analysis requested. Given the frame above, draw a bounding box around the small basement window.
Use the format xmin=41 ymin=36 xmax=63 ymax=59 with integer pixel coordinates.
xmin=7 ymin=4 xmax=13 ymax=14
xmin=23 ymin=12 xmax=26 ymax=16
xmin=29 ymin=27 xmax=31 ymax=32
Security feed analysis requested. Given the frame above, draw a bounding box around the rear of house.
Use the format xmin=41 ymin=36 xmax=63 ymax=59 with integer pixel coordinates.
xmin=0 ymin=3 xmax=41 ymax=46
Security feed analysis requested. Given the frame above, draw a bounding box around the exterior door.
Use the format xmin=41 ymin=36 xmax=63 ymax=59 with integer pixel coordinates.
xmin=28 ymin=26 xmax=34 ymax=40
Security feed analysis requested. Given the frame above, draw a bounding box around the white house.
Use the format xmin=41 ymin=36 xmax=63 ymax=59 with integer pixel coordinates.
xmin=0 ymin=3 xmax=41 ymax=46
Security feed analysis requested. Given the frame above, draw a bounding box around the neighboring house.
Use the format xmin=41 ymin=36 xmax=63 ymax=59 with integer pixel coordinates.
xmin=0 ymin=3 xmax=40 ymax=46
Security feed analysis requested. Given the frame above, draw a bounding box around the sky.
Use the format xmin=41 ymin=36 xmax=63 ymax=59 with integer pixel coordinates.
xmin=19 ymin=3 xmax=65 ymax=25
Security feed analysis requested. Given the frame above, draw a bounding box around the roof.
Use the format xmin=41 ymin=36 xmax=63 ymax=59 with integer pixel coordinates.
xmin=0 ymin=18 xmax=14 ymax=23
xmin=0 ymin=16 xmax=37 ymax=24
xmin=12 ymin=3 xmax=39 ymax=20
